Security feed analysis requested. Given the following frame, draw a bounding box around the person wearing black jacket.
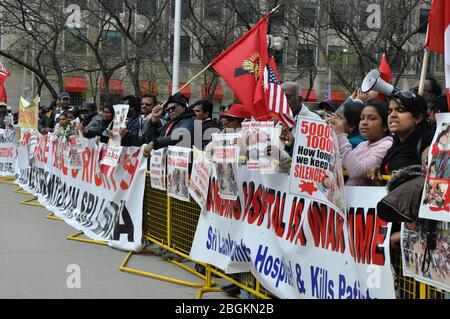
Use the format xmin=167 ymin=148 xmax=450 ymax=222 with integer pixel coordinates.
xmin=121 ymin=93 xmax=196 ymax=156
xmin=94 ymin=105 xmax=115 ymax=144
xmin=38 ymin=102 xmax=56 ymax=134
xmin=367 ymin=91 xmax=435 ymax=248
xmin=191 ymin=99 xmax=221 ymax=149
xmin=79 ymin=102 xmax=103 ymax=138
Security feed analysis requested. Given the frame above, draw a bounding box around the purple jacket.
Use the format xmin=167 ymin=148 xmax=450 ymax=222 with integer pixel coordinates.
xmin=338 ymin=134 xmax=393 ymax=186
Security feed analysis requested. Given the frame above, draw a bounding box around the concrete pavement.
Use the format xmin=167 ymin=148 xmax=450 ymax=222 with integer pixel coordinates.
xmin=0 ymin=182 xmax=231 ymax=299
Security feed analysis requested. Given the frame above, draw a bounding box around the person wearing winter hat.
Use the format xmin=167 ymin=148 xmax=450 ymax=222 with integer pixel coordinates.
xmin=126 ymin=92 xmax=195 ymax=157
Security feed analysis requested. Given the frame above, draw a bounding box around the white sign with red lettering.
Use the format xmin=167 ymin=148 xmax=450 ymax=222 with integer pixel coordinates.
xmin=289 ymin=117 xmax=346 ymax=218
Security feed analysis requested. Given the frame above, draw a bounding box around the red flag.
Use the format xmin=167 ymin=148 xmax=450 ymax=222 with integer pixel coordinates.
xmin=263 ymin=57 xmax=295 ymax=127
xmin=379 ymin=54 xmax=392 ymax=84
xmin=0 ymin=63 xmax=11 ymax=103
xmin=425 ymin=0 xmax=450 ymax=110
xmin=212 ymin=14 xmax=271 ymax=120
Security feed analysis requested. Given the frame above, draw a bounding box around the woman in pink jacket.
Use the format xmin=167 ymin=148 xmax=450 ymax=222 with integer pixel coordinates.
xmin=328 ymin=100 xmax=393 ymax=186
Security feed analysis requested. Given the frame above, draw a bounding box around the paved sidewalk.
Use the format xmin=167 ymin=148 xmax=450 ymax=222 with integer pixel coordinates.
xmin=0 ymin=183 xmax=230 ymax=299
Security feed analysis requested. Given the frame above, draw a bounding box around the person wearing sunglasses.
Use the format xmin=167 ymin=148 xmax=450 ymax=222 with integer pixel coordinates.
xmin=368 ymin=91 xmax=435 ymax=248
xmin=139 ymin=94 xmax=158 ymax=137
xmin=368 ymin=91 xmax=434 ymax=180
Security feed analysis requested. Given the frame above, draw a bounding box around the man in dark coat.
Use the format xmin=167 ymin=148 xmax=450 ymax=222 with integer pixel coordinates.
xmin=121 ymin=93 xmax=196 ymax=155
xmin=191 ymin=99 xmax=220 ymax=149
xmin=79 ymin=102 xmax=103 ymax=138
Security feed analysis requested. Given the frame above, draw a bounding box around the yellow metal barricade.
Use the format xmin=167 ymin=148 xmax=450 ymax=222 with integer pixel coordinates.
xmin=119 ymin=173 xmax=210 ymax=288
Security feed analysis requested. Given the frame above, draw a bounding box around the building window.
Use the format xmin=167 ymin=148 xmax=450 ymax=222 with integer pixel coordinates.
xmin=101 ymin=30 xmax=123 ymax=54
xmin=327 ymin=46 xmax=346 ymax=66
xmin=204 ymin=0 xmax=222 ymax=21
xmin=69 ymin=92 xmax=85 ymax=107
xmin=237 ymin=0 xmax=259 ymax=24
xmin=268 ymin=0 xmax=286 ymax=27
xmin=64 ymin=0 xmax=88 ymax=10
xmin=103 ymin=0 xmax=123 ymax=14
xmin=65 ymin=28 xmax=87 ymax=55
xmin=390 ymin=53 xmax=405 ymax=73
xmin=274 ymin=49 xmax=284 ymax=68
xmin=418 ymin=8 xmax=429 ymax=34
xmin=202 ymin=37 xmax=221 ymax=63
xmin=298 ymin=44 xmax=316 ymax=68
xmin=298 ymin=2 xmax=318 ymax=28
xmin=137 ymin=0 xmax=158 ymax=16
xmin=171 ymin=0 xmax=192 ymax=19
xmin=170 ymin=35 xmax=191 ymax=62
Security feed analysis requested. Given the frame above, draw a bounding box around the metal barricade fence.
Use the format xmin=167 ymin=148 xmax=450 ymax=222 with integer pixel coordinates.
xmin=141 ymin=173 xmax=448 ymax=299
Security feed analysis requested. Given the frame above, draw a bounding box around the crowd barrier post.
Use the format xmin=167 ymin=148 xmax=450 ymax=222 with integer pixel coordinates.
xmin=118 ymin=173 xmax=214 ymax=288
xmin=19 ymin=196 xmax=44 ymax=207
xmin=0 ymin=176 xmax=16 ymax=185
xmin=66 ymin=231 xmax=109 ymax=246
xmin=11 ymin=187 xmax=32 ymax=195
xmin=45 ymin=212 xmax=64 ymax=221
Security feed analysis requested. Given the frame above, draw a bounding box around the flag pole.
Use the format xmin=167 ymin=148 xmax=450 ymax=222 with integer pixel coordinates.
xmin=269 ymin=5 xmax=281 ymax=15
xmin=172 ymin=5 xmax=280 ymax=99
xmin=418 ymin=49 xmax=430 ymax=96
xmin=173 ymin=63 xmax=212 ymax=96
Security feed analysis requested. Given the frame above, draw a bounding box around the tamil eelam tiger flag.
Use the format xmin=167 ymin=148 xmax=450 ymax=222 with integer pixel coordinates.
xmin=425 ymin=0 xmax=450 ymax=110
xmin=211 ymin=13 xmax=271 ymax=121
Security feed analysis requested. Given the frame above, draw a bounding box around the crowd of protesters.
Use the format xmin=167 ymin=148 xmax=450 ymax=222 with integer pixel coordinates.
xmin=33 ymin=76 xmax=447 ymax=297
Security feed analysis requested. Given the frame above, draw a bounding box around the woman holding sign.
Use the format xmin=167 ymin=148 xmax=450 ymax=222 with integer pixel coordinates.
xmin=328 ymin=100 xmax=393 ymax=186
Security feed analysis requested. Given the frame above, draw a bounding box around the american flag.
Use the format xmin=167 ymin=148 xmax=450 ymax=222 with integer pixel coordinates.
xmin=264 ymin=63 xmax=296 ymax=127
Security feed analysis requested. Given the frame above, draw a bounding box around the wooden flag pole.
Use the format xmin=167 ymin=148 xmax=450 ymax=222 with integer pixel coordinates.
xmin=173 ymin=63 xmax=212 ymax=96
xmin=418 ymin=49 xmax=430 ymax=96
xmin=169 ymin=5 xmax=280 ymax=102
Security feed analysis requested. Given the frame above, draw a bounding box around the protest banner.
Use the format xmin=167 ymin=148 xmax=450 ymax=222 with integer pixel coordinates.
xmin=242 ymin=121 xmax=277 ymax=173
xmin=419 ymin=113 xmax=450 ymax=222
xmin=190 ymin=166 xmax=395 ymax=299
xmin=401 ymin=222 xmax=450 ymax=292
xmin=289 ymin=116 xmax=346 ymax=217
xmin=16 ymin=132 xmax=147 ymax=251
xmin=189 ymin=146 xmax=211 ymax=208
xmin=0 ymin=127 xmax=17 ymax=176
xmin=167 ymin=146 xmax=190 ymax=202
xmin=101 ymin=104 xmax=129 ymax=167
xmin=18 ymin=96 xmax=39 ymax=129
xmin=212 ymin=133 xmax=240 ymax=200
xmin=150 ymin=148 xmax=167 ymax=191
xmin=0 ymin=141 xmax=16 ymax=176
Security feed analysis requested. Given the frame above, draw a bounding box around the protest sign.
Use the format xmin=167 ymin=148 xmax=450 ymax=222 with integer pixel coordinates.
xmin=101 ymin=104 xmax=129 ymax=167
xmin=190 ymin=166 xmax=395 ymax=299
xmin=212 ymin=133 xmax=240 ymax=200
xmin=150 ymin=148 xmax=167 ymax=191
xmin=242 ymin=121 xmax=277 ymax=173
xmin=167 ymin=146 xmax=190 ymax=202
xmin=419 ymin=113 xmax=450 ymax=222
xmin=16 ymin=132 xmax=147 ymax=251
xmin=189 ymin=146 xmax=211 ymax=208
xmin=289 ymin=116 xmax=346 ymax=217
xmin=401 ymin=222 xmax=450 ymax=292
